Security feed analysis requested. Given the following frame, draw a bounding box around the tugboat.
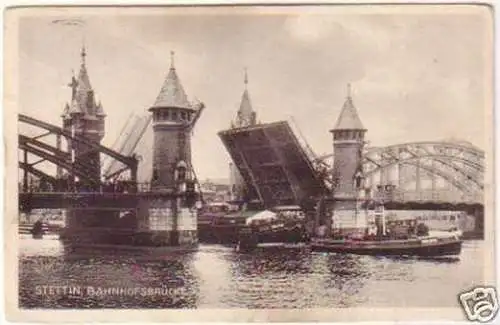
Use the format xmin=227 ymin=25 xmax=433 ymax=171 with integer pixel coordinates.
xmin=311 ymin=202 xmax=463 ymax=257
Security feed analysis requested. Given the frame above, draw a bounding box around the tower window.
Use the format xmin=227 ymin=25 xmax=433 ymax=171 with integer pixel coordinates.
xmin=165 ymin=109 xmax=171 ymax=120
xmin=172 ymin=110 xmax=178 ymax=120
xmin=154 ymin=111 xmax=159 ymax=121
xmin=181 ymin=111 xmax=187 ymax=121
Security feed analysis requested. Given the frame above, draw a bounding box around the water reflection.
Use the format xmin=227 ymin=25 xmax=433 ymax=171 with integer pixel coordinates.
xmin=19 ymin=239 xmax=485 ymax=308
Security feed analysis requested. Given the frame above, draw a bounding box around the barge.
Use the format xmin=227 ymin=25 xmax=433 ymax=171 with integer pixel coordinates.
xmin=236 ymin=205 xmax=310 ymax=251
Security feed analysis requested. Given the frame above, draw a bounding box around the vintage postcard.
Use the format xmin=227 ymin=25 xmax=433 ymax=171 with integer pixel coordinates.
xmin=4 ymin=3 xmax=496 ymax=323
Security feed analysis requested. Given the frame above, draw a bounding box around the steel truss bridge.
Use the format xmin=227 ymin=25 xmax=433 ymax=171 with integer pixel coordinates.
xmin=315 ymin=141 xmax=484 ymax=204
xmin=18 ymin=114 xmax=138 ymax=192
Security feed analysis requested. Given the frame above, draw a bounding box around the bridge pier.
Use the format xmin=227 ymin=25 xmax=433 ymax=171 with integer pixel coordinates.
xmin=136 ymin=192 xmax=197 ymax=246
xmin=59 ymin=191 xmax=198 ymax=248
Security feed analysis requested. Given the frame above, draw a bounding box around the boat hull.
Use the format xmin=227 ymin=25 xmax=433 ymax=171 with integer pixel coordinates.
xmin=198 ymin=222 xmax=243 ymax=244
xmin=311 ymin=237 xmax=462 ymax=257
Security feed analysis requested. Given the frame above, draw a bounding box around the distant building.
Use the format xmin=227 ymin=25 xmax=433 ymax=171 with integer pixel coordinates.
xmin=199 ymin=179 xmax=231 ymax=202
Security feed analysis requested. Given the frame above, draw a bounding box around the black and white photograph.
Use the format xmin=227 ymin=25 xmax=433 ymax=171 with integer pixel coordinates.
xmin=4 ymin=4 xmax=496 ymax=322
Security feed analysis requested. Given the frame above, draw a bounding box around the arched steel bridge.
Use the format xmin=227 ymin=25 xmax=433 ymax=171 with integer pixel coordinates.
xmin=18 ymin=114 xmax=138 ymax=188
xmin=315 ymin=141 xmax=484 ymax=204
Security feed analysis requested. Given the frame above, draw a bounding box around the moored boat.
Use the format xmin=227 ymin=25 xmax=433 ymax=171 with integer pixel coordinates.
xmin=310 ymin=234 xmax=462 ymax=257
xmin=236 ymin=205 xmax=310 ymax=251
xmin=197 ymin=202 xmax=248 ymax=244
xmin=311 ymin=201 xmax=463 ymax=257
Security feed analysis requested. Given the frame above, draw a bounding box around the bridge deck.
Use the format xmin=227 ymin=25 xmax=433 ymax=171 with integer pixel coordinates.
xmin=19 ymin=191 xmax=181 ymax=210
xmin=219 ymin=121 xmax=328 ymax=207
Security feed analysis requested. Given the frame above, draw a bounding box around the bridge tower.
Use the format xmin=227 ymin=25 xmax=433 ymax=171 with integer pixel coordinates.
xmin=61 ymin=45 xmax=105 ymax=187
xmin=149 ymin=51 xmax=198 ymax=190
xmin=229 ymin=68 xmax=257 ymax=201
xmin=329 ymin=84 xmax=367 ymax=231
xmin=142 ymin=51 xmax=202 ymax=247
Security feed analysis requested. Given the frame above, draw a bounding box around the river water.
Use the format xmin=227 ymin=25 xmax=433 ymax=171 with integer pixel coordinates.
xmin=19 ymin=237 xmax=485 ymax=309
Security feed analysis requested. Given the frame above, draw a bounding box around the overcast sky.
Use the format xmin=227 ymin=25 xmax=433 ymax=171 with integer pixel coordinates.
xmin=17 ymin=5 xmax=492 ymax=182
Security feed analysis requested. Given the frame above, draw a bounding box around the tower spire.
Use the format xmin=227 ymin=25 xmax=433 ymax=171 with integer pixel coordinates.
xmin=244 ymin=67 xmax=248 ymax=89
xmin=233 ymin=67 xmax=255 ymax=128
xmin=81 ymin=43 xmax=86 ymax=66
xmin=151 ymin=51 xmax=191 ymax=109
xmin=170 ymin=50 xmax=175 ymax=70
xmin=332 ymin=83 xmax=365 ymax=130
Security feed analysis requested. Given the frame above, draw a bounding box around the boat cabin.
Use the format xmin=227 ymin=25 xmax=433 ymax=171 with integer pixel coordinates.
xmin=246 ymin=205 xmax=306 ymax=226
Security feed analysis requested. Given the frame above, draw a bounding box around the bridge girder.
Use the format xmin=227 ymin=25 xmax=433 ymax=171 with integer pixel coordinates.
xmin=18 ymin=162 xmax=58 ymax=185
xmin=363 ymin=160 xmax=475 ymax=194
xmin=19 ymin=134 xmax=70 ymax=160
xmin=363 ymin=154 xmax=483 ymax=190
xmin=364 ymin=141 xmax=484 ymax=161
xmin=18 ymin=114 xmax=138 ymax=176
xmin=317 ymin=140 xmax=485 ymax=201
xmin=19 ymin=135 xmax=101 ymax=182
xmin=19 ymin=143 xmax=98 ymax=185
xmin=18 ymin=114 xmax=139 ymax=182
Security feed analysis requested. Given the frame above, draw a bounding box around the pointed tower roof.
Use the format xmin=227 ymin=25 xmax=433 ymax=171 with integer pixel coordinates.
xmin=77 ymin=45 xmax=92 ymax=91
xmin=234 ymin=68 xmax=256 ymax=127
xmin=151 ymin=51 xmax=193 ymax=110
xmin=69 ymin=45 xmax=99 ymax=116
xmin=239 ymin=68 xmax=253 ymax=116
xmin=96 ymin=100 xmax=105 ymax=116
xmin=333 ymin=84 xmax=365 ymax=130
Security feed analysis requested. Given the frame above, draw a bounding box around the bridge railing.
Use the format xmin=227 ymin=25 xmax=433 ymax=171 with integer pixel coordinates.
xmin=18 ymin=179 xmax=155 ymax=194
xmin=363 ymin=184 xmax=483 ymax=205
